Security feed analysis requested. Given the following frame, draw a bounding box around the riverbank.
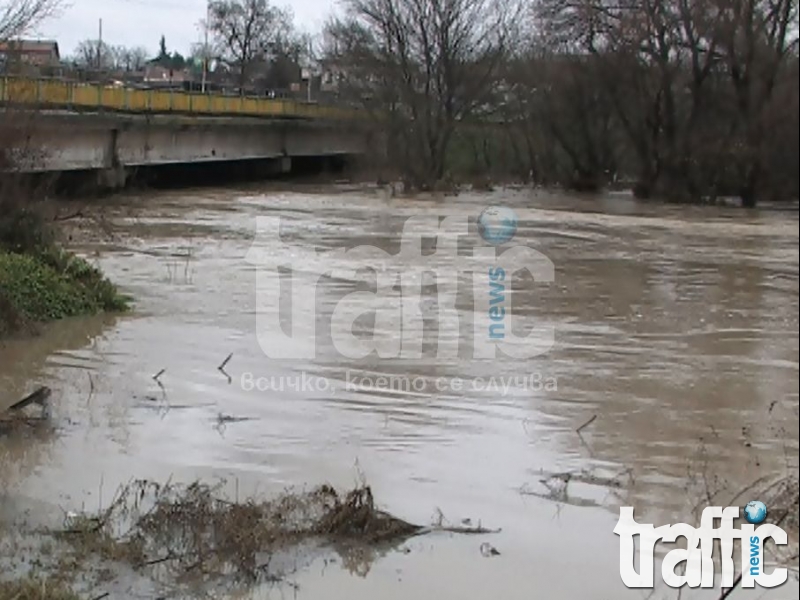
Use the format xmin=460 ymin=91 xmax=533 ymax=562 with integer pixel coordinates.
xmin=0 ymin=212 xmax=128 ymax=339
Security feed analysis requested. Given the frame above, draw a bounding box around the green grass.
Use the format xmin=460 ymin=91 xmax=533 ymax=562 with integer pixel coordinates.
xmin=0 ymin=249 xmax=129 ymax=337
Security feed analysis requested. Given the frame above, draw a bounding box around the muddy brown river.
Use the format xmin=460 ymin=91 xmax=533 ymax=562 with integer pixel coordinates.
xmin=1 ymin=185 xmax=798 ymax=599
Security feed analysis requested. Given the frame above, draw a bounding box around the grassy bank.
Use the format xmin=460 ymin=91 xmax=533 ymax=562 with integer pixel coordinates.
xmin=0 ymin=219 xmax=128 ymax=338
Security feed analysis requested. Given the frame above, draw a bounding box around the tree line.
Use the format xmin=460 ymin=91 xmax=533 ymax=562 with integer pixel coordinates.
xmin=324 ymin=0 xmax=799 ymax=205
xmin=3 ymin=0 xmax=798 ymax=205
xmin=68 ymin=35 xmax=194 ymax=73
xmin=65 ymin=0 xmax=310 ymax=92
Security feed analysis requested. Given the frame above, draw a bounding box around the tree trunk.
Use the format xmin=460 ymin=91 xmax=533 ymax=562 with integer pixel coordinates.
xmin=740 ymin=163 xmax=761 ymax=208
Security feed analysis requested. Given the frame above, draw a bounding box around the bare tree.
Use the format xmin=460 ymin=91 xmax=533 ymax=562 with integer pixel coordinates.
xmin=0 ymin=0 xmax=60 ymax=40
xmin=531 ymin=0 xmax=682 ymax=196
xmin=325 ymin=0 xmax=521 ymax=189
xmin=713 ymin=0 xmax=799 ymax=206
xmin=2 ymin=2 xmax=64 ymax=255
xmin=114 ymin=45 xmax=149 ymax=72
xmin=531 ymin=0 xmax=799 ymax=204
xmin=70 ymin=39 xmax=115 ymax=70
xmin=208 ymin=0 xmax=296 ymax=91
xmin=68 ymin=40 xmax=151 ymax=73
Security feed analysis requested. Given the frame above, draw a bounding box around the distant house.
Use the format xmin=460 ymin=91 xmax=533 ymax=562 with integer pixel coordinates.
xmin=318 ymin=57 xmax=355 ymax=94
xmin=143 ymin=64 xmax=193 ymax=85
xmin=0 ymin=39 xmax=60 ymax=69
xmin=320 ymin=63 xmax=344 ymax=93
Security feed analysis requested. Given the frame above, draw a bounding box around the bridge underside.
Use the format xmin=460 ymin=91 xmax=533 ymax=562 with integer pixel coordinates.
xmin=8 ymin=111 xmax=368 ymax=189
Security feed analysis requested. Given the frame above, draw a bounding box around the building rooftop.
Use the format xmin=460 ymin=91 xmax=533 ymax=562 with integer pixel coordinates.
xmin=0 ymin=39 xmax=60 ymax=58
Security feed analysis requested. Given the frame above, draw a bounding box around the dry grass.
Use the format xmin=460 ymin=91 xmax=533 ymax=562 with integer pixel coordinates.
xmin=57 ymin=480 xmax=425 ymax=585
xmin=0 ymin=578 xmax=80 ymax=600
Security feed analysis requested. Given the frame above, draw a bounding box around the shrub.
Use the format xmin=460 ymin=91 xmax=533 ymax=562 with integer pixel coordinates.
xmin=0 ymin=206 xmax=53 ymax=255
xmin=38 ymin=247 xmax=130 ymax=312
xmin=0 ymin=252 xmax=95 ymax=321
xmin=0 ymin=250 xmax=128 ymax=334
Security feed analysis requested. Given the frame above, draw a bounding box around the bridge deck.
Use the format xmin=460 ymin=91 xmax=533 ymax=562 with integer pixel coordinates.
xmin=0 ymin=77 xmax=354 ymax=121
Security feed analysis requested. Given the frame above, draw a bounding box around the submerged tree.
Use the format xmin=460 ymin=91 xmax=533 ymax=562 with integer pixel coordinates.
xmin=325 ymin=0 xmax=522 ymax=189
xmin=528 ymin=0 xmax=799 ymax=204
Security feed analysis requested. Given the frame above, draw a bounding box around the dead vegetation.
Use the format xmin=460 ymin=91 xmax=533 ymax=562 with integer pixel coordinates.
xmin=0 ymin=387 xmax=52 ymax=435
xmin=54 ymin=479 xmax=494 ymax=587
xmin=0 ymin=577 xmax=80 ymax=600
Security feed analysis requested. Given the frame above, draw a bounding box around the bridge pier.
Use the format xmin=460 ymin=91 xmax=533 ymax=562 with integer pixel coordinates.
xmin=271 ymin=156 xmax=292 ymax=175
xmin=96 ymin=165 xmax=128 ymax=190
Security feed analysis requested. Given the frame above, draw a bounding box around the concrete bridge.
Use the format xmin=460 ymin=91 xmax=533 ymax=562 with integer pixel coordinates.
xmin=1 ymin=78 xmax=370 ymax=188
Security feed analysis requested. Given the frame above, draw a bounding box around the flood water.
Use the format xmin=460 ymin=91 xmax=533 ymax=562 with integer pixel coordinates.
xmin=1 ymin=185 xmax=798 ymax=599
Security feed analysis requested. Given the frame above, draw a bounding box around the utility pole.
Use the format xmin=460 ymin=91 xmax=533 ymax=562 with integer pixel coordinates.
xmin=97 ymin=18 xmax=103 ymax=72
xmin=306 ymin=37 xmax=313 ymax=103
xmin=201 ymin=2 xmax=209 ymax=93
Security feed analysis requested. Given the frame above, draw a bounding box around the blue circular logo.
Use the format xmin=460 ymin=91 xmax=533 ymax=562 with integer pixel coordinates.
xmin=744 ymin=500 xmax=768 ymax=524
xmin=478 ymin=206 xmax=517 ymax=245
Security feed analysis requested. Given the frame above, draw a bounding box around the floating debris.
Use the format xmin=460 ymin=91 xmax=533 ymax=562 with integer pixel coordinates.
xmin=56 ymin=479 xmax=500 ymax=586
xmin=576 ymin=414 xmax=597 ymax=434
xmin=1 ymin=386 xmax=53 ymax=435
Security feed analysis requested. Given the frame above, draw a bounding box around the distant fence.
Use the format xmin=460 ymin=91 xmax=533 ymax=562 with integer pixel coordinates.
xmin=0 ymin=77 xmax=355 ymax=120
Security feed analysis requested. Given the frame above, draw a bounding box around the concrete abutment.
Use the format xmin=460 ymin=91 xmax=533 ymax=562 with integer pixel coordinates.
xmin=8 ymin=111 xmax=368 ymax=193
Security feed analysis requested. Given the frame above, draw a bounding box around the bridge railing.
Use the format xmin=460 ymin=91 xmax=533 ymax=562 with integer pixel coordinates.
xmin=0 ymin=77 xmax=356 ymax=120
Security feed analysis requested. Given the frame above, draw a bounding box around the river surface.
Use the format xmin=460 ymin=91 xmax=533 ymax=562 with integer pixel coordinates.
xmin=1 ymin=185 xmax=798 ymax=599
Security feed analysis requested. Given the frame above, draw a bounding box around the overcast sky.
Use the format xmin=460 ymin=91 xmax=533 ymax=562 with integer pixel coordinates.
xmin=31 ymin=0 xmax=338 ymax=58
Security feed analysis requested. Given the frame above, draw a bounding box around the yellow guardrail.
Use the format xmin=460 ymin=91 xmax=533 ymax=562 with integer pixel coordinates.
xmin=0 ymin=77 xmax=354 ymax=120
